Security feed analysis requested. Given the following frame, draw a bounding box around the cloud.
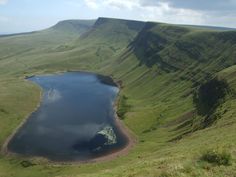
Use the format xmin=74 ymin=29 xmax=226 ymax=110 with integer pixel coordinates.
xmin=83 ymin=0 xmax=236 ymax=12
xmin=103 ymin=0 xmax=139 ymax=10
xmin=0 ymin=0 xmax=8 ymax=5
xmin=202 ymin=11 xmax=236 ymax=27
xmin=83 ymin=0 xmax=204 ymax=25
xmin=82 ymin=0 xmax=236 ymax=28
xmin=139 ymin=2 xmax=204 ymax=25
xmin=83 ymin=0 xmax=140 ymax=10
xmin=84 ymin=0 xmax=99 ymax=9
xmin=45 ymin=88 xmax=62 ymax=103
xmin=140 ymin=0 xmax=236 ymax=11
xmin=138 ymin=0 xmax=236 ymax=28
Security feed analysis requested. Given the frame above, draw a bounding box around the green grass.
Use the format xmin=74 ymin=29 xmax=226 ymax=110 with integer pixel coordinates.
xmin=0 ymin=17 xmax=236 ymax=176
xmin=117 ymin=95 xmax=131 ymax=120
xmin=201 ymin=149 xmax=232 ymax=166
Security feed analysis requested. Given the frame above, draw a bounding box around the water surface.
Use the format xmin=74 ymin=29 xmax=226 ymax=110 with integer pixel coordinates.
xmin=8 ymin=72 xmax=127 ymax=161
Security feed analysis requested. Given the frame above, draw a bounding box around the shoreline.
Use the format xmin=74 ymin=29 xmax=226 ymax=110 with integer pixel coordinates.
xmin=1 ymin=71 xmax=137 ymax=165
xmin=1 ymin=79 xmax=43 ymax=155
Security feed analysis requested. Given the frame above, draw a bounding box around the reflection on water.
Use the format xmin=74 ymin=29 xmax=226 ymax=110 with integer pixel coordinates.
xmin=8 ymin=72 xmax=127 ymax=161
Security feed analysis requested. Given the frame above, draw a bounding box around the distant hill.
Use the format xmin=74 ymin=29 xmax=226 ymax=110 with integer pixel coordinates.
xmin=0 ymin=17 xmax=236 ymax=177
xmin=0 ymin=19 xmax=95 ymax=62
xmin=51 ymin=19 xmax=95 ymax=34
xmin=0 ymin=19 xmax=95 ymax=38
xmin=0 ymin=31 xmax=37 ymax=38
xmin=181 ymin=24 xmax=236 ymax=31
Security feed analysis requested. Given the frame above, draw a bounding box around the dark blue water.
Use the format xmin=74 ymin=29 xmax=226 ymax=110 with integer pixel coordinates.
xmin=8 ymin=72 xmax=127 ymax=161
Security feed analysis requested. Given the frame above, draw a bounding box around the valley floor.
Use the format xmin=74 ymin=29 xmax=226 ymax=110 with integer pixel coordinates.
xmin=0 ymin=18 xmax=236 ymax=177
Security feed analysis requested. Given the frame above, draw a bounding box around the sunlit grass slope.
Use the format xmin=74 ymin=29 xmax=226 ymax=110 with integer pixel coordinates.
xmin=0 ymin=17 xmax=236 ymax=177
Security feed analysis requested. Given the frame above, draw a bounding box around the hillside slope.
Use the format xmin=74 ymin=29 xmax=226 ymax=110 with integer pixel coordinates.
xmin=0 ymin=20 xmax=95 ymax=72
xmin=0 ymin=18 xmax=236 ymax=177
xmin=51 ymin=19 xmax=95 ymax=34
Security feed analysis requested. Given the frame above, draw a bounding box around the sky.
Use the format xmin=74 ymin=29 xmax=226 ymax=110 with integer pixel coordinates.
xmin=0 ymin=0 xmax=236 ymax=33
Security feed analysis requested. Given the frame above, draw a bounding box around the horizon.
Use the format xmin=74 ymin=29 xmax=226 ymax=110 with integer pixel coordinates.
xmin=0 ymin=0 xmax=236 ymax=34
xmin=1 ymin=16 xmax=236 ymax=35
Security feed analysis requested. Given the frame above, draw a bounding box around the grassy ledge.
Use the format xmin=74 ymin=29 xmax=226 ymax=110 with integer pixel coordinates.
xmin=0 ymin=18 xmax=235 ymax=176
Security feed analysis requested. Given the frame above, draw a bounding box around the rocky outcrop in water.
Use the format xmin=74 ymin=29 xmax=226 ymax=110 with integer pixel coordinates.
xmin=89 ymin=126 xmax=117 ymax=152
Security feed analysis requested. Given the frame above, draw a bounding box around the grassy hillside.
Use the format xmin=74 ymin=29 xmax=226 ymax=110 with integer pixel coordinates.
xmin=51 ymin=19 xmax=95 ymax=34
xmin=0 ymin=17 xmax=236 ymax=177
xmin=0 ymin=19 xmax=95 ymax=75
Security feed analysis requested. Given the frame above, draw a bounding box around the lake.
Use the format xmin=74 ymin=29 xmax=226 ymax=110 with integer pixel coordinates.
xmin=8 ymin=72 xmax=128 ymax=161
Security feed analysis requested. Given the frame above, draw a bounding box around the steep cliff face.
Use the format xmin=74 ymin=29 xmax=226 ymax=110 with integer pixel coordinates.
xmin=129 ymin=22 xmax=236 ymax=74
xmin=0 ymin=17 xmax=236 ymax=176
xmin=79 ymin=17 xmax=145 ymax=47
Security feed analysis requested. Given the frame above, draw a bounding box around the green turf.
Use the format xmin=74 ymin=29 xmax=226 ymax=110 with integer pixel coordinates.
xmin=0 ymin=17 xmax=236 ymax=177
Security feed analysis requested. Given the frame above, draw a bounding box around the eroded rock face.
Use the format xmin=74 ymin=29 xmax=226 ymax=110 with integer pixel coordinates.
xmin=72 ymin=125 xmax=117 ymax=153
xmin=89 ymin=126 xmax=117 ymax=152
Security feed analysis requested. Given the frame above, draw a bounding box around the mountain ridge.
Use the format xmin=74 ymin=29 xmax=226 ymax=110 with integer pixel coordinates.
xmin=1 ymin=17 xmax=236 ymax=38
xmin=0 ymin=17 xmax=236 ymax=177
